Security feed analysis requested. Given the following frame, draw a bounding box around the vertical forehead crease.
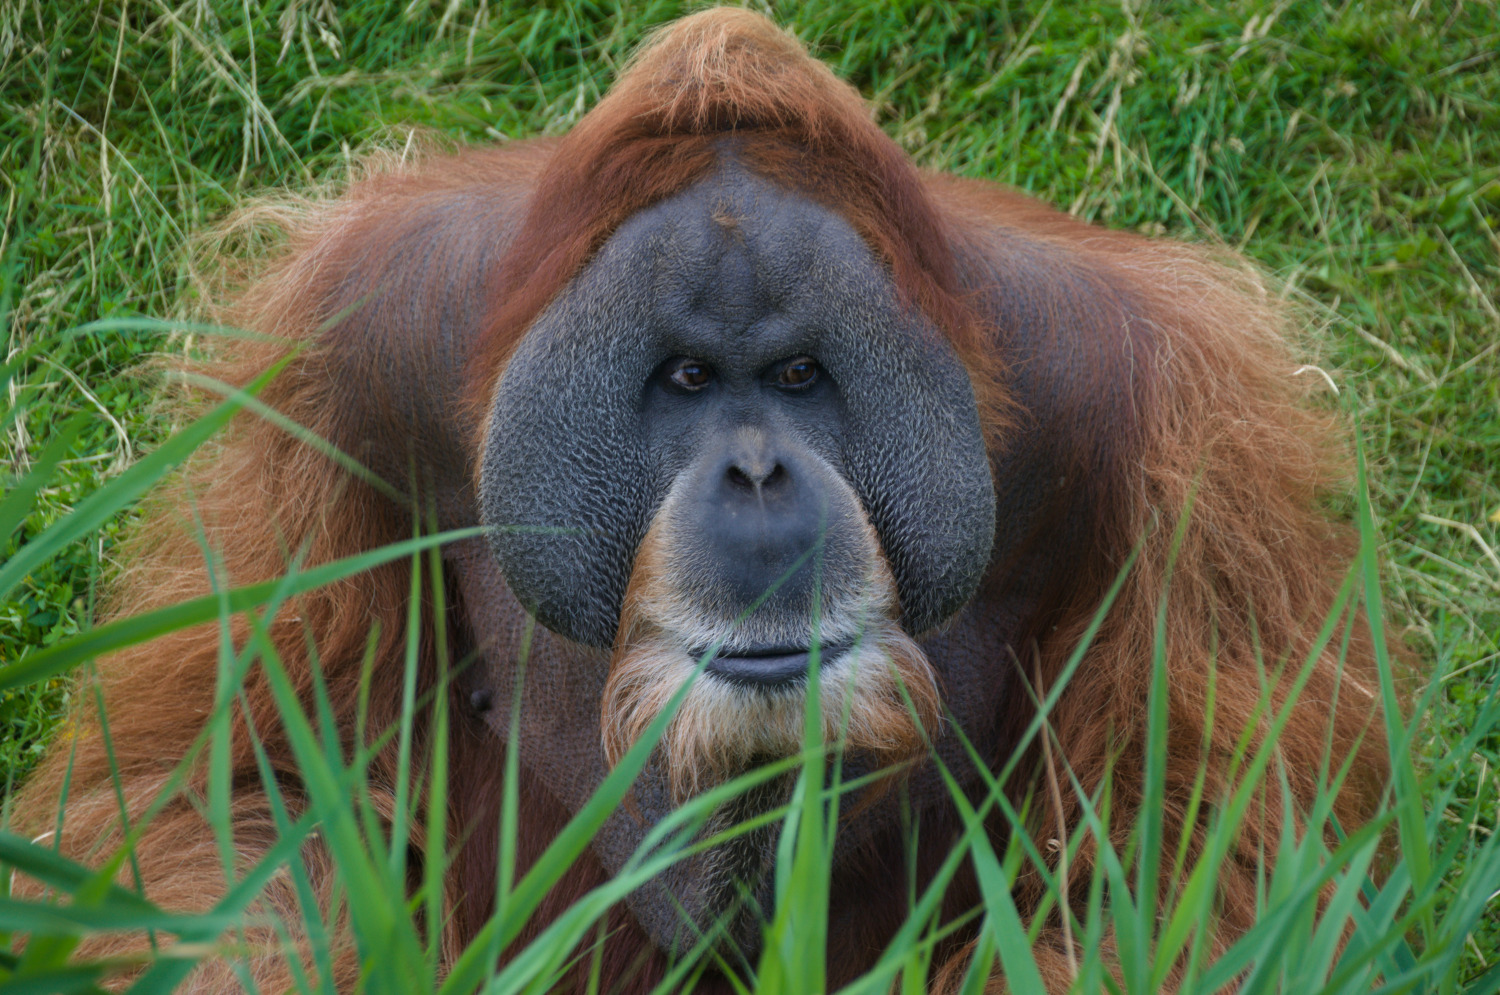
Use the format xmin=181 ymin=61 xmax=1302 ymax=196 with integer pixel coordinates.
xmin=626 ymin=182 xmax=770 ymax=333
xmin=585 ymin=172 xmax=899 ymax=350
xmin=740 ymin=195 xmax=890 ymax=321
xmin=738 ymin=186 xmax=831 ymax=281
xmin=605 ymin=187 xmax=738 ymax=325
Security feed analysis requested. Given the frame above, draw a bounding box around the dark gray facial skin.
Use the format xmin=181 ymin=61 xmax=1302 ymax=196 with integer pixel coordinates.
xmin=474 ymin=164 xmax=996 ymax=956
xmin=481 ymin=165 xmax=995 ymax=649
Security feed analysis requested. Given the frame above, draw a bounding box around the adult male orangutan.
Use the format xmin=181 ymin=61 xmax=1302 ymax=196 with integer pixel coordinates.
xmin=15 ymin=8 xmax=1387 ymax=992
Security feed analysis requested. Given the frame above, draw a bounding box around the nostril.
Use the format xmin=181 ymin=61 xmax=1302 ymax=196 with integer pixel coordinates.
xmin=726 ymin=461 xmax=789 ymax=491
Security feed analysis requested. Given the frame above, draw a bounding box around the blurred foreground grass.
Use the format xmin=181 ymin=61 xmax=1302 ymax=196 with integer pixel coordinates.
xmin=2 ymin=0 xmax=1497 ymax=983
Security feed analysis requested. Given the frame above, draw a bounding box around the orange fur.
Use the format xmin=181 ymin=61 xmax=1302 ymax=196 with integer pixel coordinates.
xmin=14 ymin=9 xmax=1387 ymax=993
xmin=603 ymin=509 xmax=941 ymax=803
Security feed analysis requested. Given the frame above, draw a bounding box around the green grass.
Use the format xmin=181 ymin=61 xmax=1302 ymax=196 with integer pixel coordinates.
xmin=2 ymin=0 xmax=1498 ymax=990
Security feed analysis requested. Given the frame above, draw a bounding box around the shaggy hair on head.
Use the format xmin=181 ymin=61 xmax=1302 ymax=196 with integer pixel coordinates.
xmin=12 ymin=8 xmax=1391 ymax=993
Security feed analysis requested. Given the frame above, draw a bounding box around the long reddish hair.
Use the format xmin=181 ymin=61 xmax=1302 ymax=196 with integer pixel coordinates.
xmin=468 ymin=9 xmax=1009 ymax=438
xmin=11 ymin=9 xmax=1389 ymax=994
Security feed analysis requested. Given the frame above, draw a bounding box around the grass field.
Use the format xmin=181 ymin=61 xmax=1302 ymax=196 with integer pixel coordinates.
xmin=2 ymin=1 xmax=1498 ymax=991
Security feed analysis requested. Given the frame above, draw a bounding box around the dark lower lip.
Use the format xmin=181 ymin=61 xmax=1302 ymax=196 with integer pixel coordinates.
xmin=703 ymin=644 xmax=849 ymax=688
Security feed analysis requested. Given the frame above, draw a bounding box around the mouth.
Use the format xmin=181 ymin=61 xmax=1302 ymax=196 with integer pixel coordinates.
xmin=701 ymin=642 xmax=851 ymax=687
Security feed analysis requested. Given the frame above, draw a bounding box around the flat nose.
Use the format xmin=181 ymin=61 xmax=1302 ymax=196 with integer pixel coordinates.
xmin=725 ymin=452 xmax=789 ymax=496
xmin=690 ymin=436 xmax=829 ymax=607
xmin=710 ymin=447 xmax=820 ymax=541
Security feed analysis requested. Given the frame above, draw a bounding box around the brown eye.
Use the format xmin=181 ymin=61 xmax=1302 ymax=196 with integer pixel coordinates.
xmin=778 ymin=357 xmax=819 ymax=388
xmin=669 ymin=360 xmax=712 ymax=390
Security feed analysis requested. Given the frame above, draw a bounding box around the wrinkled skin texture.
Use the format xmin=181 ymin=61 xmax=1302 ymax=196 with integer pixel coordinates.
xmin=474 ymin=167 xmax=996 ymax=949
xmin=482 ymin=167 xmax=995 ymax=648
xmin=14 ymin=10 xmax=1388 ymax=994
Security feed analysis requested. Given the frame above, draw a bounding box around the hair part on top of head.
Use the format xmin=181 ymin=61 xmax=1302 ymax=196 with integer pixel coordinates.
xmin=467 ymin=7 xmax=1010 ymax=440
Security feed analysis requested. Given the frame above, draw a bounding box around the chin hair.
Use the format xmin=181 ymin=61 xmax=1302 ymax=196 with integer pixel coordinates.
xmin=601 ymin=524 xmax=943 ymax=803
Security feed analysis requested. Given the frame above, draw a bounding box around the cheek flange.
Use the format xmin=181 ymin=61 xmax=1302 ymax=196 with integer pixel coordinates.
xmin=478 ymin=173 xmax=997 ymax=649
xmin=814 ymin=300 xmax=997 ymax=636
xmin=478 ymin=274 xmax=664 ymax=649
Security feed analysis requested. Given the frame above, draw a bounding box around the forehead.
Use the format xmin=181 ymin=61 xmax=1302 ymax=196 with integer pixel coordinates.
xmin=593 ymin=167 xmax=894 ymax=357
